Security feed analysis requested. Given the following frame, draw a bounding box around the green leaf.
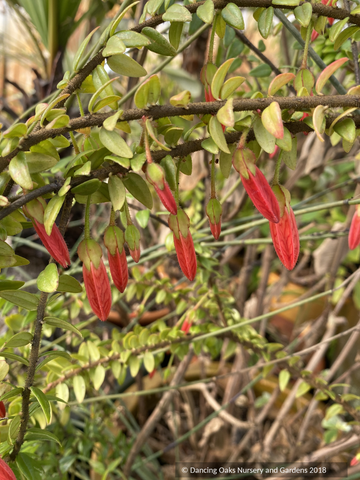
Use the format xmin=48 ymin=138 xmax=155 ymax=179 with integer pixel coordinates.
xmin=295 ymin=381 xmax=311 ymax=398
xmin=37 ymin=264 xmax=59 ymax=293
xmin=30 ymin=386 xmax=51 ymax=424
xmin=99 ymin=127 xmax=133 ymax=158
xmin=163 ymin=4 xmax=192 ymax=22
xmin=26 ymin=152 xmax=57 ymax=174
xmin=25 ymin=427 xmax=62 ymax=445
xmin=0 ymin=387 xmax=23 ymax=402
xmin=146 ymin=119 xmax=171 ymax=151
xmin=329 ymin=17 xmax=349 ymax=42
xmin=142 ymin=27 xmax=177 ymax=56
xmin=123 ymin=173 xmax=153 ymax=209
xmin=134 ymin=75 xmax=161 ymax=109
xmin=92 ymin=364 xmax=105 ymax=390
xmin=73 ymin=27 xmax=100 ymax=71
xmin=3 ymin=123 xmax=27 ymax=138
xmin=57 ymin=275 xmax=83 ymax=293
xmin=0 ymin=291 xmax=39 ymax=311
xmin=103 ymin=111 xmax=123 ymax=131
xmin=315 ymin=58 xmax=348 ymax=93
xmin=108 ymin=54 xmax=147 ymax=77
xmin=71 ymin=179 xmax=102 ymax=196
xmin=217 ymin=98 xmax=234 ymax=127
xmin=313 ymin=105 xmax=326 ymax=142
xmin=275 ymin=127 xmax=292 ymax=152
xmin=268 ymin=73 xmax=295 ymax=96
xmin=135 ymin=209 xmax=150 ymax=228
xmin=261 ymin=102 xmax=284 ymax=139
xmin=253 ymin=115 xmax=276 ymax=153
xmin=143 ymin=351 xmax=155 ymax=373
xmin=197 ymin=0 xmax=214 ymax=23
xmin=258 ymin=7 xmax=274 ymax=39
xmin=103 ymin=36 xmax=126 ymax=57
xmin=219 ymin=148 xmax=234 ymax=179
xmin=209 ymin=116 xmax=230 ymax=153
xmin=334 ymin=118 xmax=356 ymax=144
xmin=40 ymin=94 xmax=70 ymax=126
xmin=0 ymin=240 xmax=15 ymax=256
xmin=249 ymin=64 xmax=272 ymax=77
xmin=179 ymin=155 xmax=192 ymax=175
xmin=129 ymin=355 xmax=141 ymax=377
xmin=334 ymin=26 xmax=359 ymax=50
xmin=273 ymin=0 xmax=299 ymax=5
xmin=280 ymin=135 xmax=297 ymax=170
xmin=201 ymin=136 xmax=219 ymax=154
xmin=279 ymin=369 xmax=290 ymax=392
xmin=0 ymin=352 xmax=29 ymax=366
xmin=109 ymin=176 xmax=126 ymax=212
xmin=0 ymin=280 xmax=24 ymax=291
xmin=110 ymin=1 xmax=140 ymax=36
xmin=6 ymin=331 xmax=33 ymax=348
xmin=222 ymin=3 xmax=244 ymax=29
xmin=8 ymin=415 xmax=21 ymax=444
xmin=164 ymin=127 xmax=183 ymax=146
xmin=45 ymin=317 xmax=83 ymax=338
xmin=220 ymin=76 xmax=245 ymax=99
xmin=105 ymin=155 xmax=130 ymax=169
xmin=93 ymin=95 xmax=121 ymax=113
xmin=73 ymin=376 xmax=86 ymax=403
xmin=211 ymin=59 xmax=234 ymax=100
xmin=116 ymin=31 xmax=151 ymax=48
xmin=9 ymin=152 xmax=33 ymax=190
xmin=0 ymin=360 xmax=9 ymax=381
xmin=88 ymin=77 xmax=119 ymax=113
xmin=294 ymin=3 xmax=312 ymax=27
xmin=16 ymin=453 xmax=39 ymax=480
xmin=44 ymin=195 xmax=65 ymax=235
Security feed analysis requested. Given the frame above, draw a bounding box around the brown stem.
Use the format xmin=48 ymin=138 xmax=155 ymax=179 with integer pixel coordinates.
xmin=1 ymin=94 xmax=360 ymax=173
xmin=9 ymin=291 xmax=48 ymax=461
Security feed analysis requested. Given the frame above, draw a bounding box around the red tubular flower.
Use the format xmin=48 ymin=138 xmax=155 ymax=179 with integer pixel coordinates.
xmin=206 ymin=198 xmax=222 ymax=240
xmin=0 ymin=401 xmax=5 ymax=418
xmin=348 ymin=205 xmax=360 ymax=250
xmin=23 ymin=198 xmax=70 ymax=268
xmin=232 ymin=148 xmax=280 ymax=223
xmin=181 ymin=317 xmax=192 ymax=334
xmin=125 ymin=225 xmax=141 ymax=263
xmin=145 ymin=163 xmax=177 ymax=215
xmin=78 ymin=239 xmax=112 ymax=321
xmin=270 ymin=185 xmax=300 ymax=270
xmin=168 ymin=209 xmax=197 ymax=281
xmin=0 ymin=458 xmax=16 ymax=480
xmin=104 ymin=225 xmax=128 ymax=293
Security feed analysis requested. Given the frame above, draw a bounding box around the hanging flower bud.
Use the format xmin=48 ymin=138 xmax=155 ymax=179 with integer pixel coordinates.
xmin=200 ymin=63 xmax=217 ymax=102
xmin=181 ymin=317 xmax=192 ymax=334
xmin=145 ymin=163 xmax=177 ymax=214
xmin=232 ymin=148 xmax=280 ymax=223
xmin=270 ymin=185 xmax=300 ymax=270
xmin=348 ymin=204 xmax=360 ymax=250
xmin=125 ymin=224 xmax=141 ymax=263
xmin=0 ymin=401 xmax=5 ymax=418
xmin=104 ymin=225 xmax=128 ymax=293
xmin=168 ymin=209 xmax=197 ymax=281
xmin=0 ymin=458 xmax=16 ymax=480
xmin=206 ymin=198 xmax=222 ymax=240
xmin=77 ymin=239 xmax=112 ymax=321
xmin=23 ymin=198 xmax=70 ymax=268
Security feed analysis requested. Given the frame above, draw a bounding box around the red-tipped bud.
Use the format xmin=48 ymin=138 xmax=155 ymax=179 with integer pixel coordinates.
xmin=181 ymin=317 xmax=192 ymax=334
xmin=270 ymin=185 xmax=300 ymax=270
xmin=232 ymin=148 xmax=280 ymax=223
xmin=168 ymin=209 xmax=197 ymax=281
xmin=149 ymin=369 xmax=156 ymax=379
xmin=349 ymin=205 xmax=360 ymax=250
xmin=104 ymin=225 xmax=128 ymax=293
xmin=206 ymin=198 xmax=222 ymax=240
xmin=0 ymin=458 xmax=16 ymax=480
xmin=311 ymin=30 xmax=319 ymax=42
xmin=269 ymin=145 xmax=279 ymax=159
xmin=200 ymin=63 xmax=217 ymax=102
xmin=125 ymin=225 xmax=141 ymax=263
xmin=23 ymin=198 xmax=70 ymax=268
xmin=0 ymin=401 xmax=5 ymax=418
xmin=146 ymin=163 xmax=177 ymax=214
xmin=78 ymin=239 xmax=112 ymax=321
